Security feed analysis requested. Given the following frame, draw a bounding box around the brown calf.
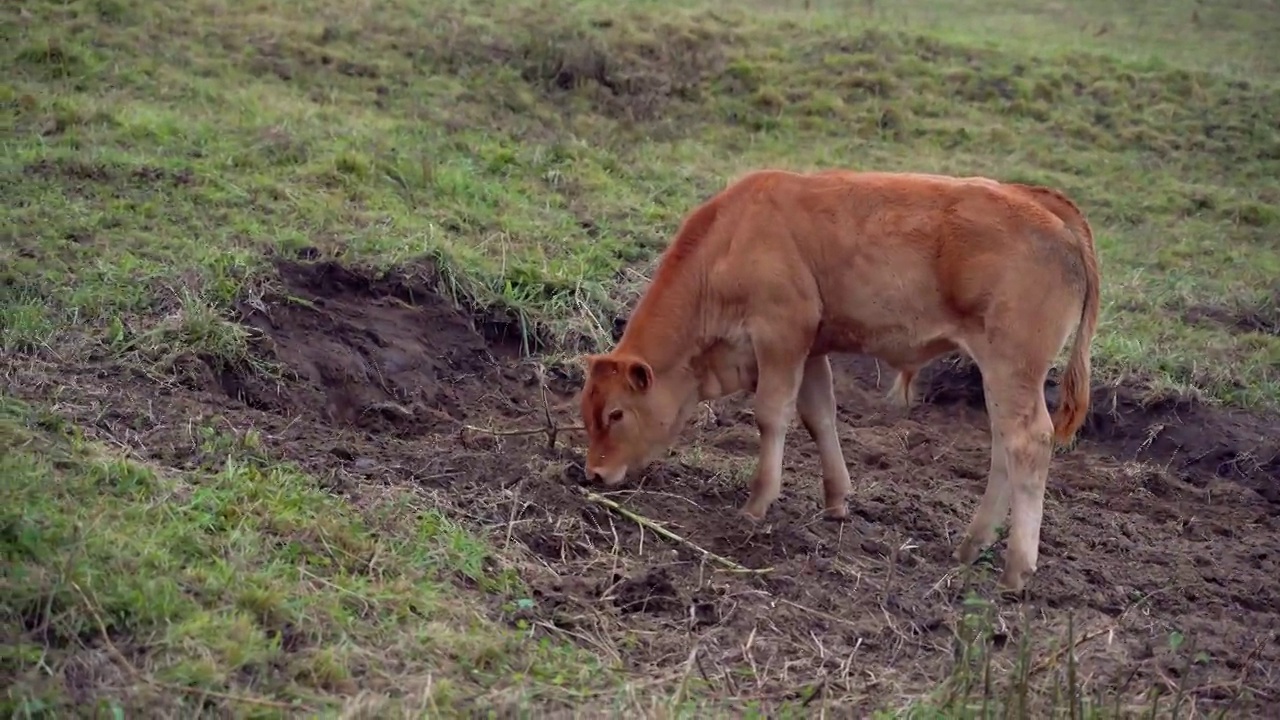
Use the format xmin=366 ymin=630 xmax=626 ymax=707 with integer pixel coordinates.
xmin=579 ymin=168 xmax=1100 ymax=592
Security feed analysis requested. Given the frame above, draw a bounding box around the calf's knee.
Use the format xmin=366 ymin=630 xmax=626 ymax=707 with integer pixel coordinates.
xmin=1004 ymin=421 xmax=1053 ymax=474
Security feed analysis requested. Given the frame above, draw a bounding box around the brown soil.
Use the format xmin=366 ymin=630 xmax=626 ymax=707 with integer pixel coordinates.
xmin=1184 ymin=293 xmax=1280 ymax=338
xmin=10 ymin=258 xmax=1280 ymax=715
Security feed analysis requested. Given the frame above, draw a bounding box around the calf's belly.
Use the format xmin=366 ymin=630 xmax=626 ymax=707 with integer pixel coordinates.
xmin=811 ymin=319 xmax=960 ymax=370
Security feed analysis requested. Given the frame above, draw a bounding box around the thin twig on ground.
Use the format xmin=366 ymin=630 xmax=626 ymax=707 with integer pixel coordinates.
xmin=459 ymin=364 xmax=583 ymax=449
xmin=580 ymin=488 xmax=772 ymax=575
xmin=1028 ymin=625 xmax=1115 ymax=677
xmin=460 ymin=423 xmax=572 ymax=440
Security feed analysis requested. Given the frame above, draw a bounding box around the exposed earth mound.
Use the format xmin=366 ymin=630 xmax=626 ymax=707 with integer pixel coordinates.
xmin=14 ymin=259 xmax=1279 ymax=714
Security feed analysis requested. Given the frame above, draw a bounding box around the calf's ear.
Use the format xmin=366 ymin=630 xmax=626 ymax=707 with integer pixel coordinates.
xmin=584 ymin=354 xmax=615 ymax=378
xmin=624 ymin=359 xmax=654 ymax=393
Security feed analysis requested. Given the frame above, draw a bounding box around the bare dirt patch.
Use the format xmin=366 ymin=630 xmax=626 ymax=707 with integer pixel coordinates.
xmin=1184 ymin=291 xmax=1280 ymax=339
xmin=220 ymin=260 xmax=526 ymax=435
xmin=9 ymin=259 xmax=1280 ymax=714
xmin=913 ymin=355 xmax=1280 ymax=506
xmin=22 ymin=159 xmax=196 ymax=191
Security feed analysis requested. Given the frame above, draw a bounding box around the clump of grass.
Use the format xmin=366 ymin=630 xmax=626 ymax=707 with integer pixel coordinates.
xmin=888 ymin=592 xmax=1230 ymax=720
xmin=1 ymin=293 xmax=60 ymax=355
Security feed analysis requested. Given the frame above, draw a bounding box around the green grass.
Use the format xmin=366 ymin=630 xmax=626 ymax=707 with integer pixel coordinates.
xmin=3 ymin=0 xmax=1279 ymax=715
xmin=0 ymin=395 xmax=610 ymax=716
xmin=4 ymin=0 xmax=1279 ymax=401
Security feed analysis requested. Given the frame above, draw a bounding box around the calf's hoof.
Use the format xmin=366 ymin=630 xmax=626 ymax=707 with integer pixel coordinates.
xmin=822 ymin=501 xmax=849 ymax=521
xmin=953 ymin=535 xmax=987 ymax=566
xmin=740 ymin=493 xmax=775 ymax=522
xmin=996 ymin=563 xmax=1034 ymax=595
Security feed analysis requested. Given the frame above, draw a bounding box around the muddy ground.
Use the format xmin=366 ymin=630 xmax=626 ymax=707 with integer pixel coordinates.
xmin=11 ymin=258 xmax=1279 ymax=715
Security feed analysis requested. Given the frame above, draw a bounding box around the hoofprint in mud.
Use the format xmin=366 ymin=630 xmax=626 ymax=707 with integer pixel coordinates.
xmin=579 ymin=169 xmax=1101 ymax=594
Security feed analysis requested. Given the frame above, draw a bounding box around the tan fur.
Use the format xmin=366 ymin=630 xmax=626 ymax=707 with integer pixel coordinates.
xmin=579 ymin=168 xmax=1101 ymax=593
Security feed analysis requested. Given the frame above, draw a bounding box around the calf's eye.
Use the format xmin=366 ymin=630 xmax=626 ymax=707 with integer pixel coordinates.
xmin=608 ymin=409 xmax=624 ymax=423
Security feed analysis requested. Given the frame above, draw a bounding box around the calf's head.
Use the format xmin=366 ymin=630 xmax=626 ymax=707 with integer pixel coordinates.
xmin=579 ymin=352 xmax=688 ymax=486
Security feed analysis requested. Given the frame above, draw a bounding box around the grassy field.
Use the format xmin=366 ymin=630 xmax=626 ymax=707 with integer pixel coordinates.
xmin=3 ymin=0 xmax=1279 ymax=715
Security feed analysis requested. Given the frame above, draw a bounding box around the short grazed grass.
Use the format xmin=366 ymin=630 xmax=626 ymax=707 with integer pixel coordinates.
xmin=0 ymin=395 xmax=608 ymax=716
xmin=5 ymin=0 xmax=1279 ymax=402
xmin=3 ymin=0 xmax=1279 ymax=715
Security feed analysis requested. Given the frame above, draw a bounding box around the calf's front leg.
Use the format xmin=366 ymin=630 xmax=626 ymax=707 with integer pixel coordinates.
xmin=796 ymin=354 xmax=852 ymax=519
xmin=741 ymin=356 xmax=806 ymax=521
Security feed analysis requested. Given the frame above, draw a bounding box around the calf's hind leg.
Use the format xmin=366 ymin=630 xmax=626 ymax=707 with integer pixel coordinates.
xmin=955 ymin=405 xmax=1011 ymax=564
xmin=955 ymin=329 xmax=1058 ymax=592
xmin=796 ymin=354 xmax=853 ymax=520
xmin=886 ymin=366 xmax=917 ymax=407
xmin=980 ymin=365 xmax=1054 ymax=593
